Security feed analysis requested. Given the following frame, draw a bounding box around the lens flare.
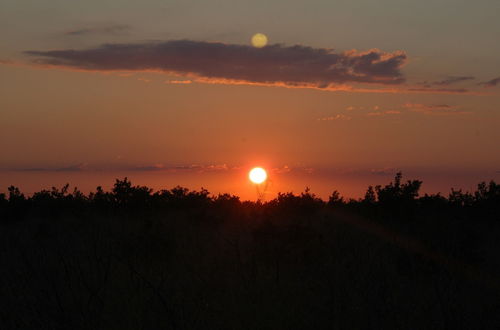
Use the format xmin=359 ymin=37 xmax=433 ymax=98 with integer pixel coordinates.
xmin=251 ymin=33 xmax=268 ymax=48
xmin=249 ymin=167 xmax=267 ymax=184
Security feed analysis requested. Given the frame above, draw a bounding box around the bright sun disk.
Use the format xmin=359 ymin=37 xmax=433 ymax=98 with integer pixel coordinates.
xmin=249 ymin=167 xmax=267 ymax=184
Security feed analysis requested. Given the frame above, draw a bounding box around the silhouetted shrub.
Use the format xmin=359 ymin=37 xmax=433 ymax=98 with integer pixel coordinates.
xmin=328 ymin=190 xmax=345 ymax=207
xmin=375 ymin=172 xmax=422 ymax=204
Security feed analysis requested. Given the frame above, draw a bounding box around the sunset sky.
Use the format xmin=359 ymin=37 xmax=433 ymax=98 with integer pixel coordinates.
xmin=1 ymin=0 xmax=499 ymax=200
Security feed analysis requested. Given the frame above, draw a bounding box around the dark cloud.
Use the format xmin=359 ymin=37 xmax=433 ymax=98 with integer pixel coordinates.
xmin=417 ymin=76 xmax=474 ymax=88
xmin=65 ymin=25 xmax=130 ymax=36
xmin=432 ymin=76 xmax=475 ymax=86
xmin=25 ymin=40 xmax=407 ymax=87
xmin=478 ymin=76 xmax=500 ymax=88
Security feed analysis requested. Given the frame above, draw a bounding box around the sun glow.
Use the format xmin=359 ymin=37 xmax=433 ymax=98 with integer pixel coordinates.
xmin=249 ymin=167 xmax=267 ymax=184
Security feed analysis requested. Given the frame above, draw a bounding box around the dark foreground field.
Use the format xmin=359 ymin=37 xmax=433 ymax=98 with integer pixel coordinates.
xmin=1 ymin=174 xmax=499 ymax=330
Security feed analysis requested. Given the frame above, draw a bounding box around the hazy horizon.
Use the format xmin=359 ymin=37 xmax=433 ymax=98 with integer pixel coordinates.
xmin=1 ymin=166 xmax=498 ymax=201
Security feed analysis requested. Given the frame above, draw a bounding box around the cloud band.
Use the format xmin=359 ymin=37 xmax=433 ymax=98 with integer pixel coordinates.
xmin=26 ymin=40 xmax=407 ymax=88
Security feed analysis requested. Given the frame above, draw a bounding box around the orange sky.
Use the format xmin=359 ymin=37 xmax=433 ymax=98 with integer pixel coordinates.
xmin=1 ymin=0 xmax=499 ymax=199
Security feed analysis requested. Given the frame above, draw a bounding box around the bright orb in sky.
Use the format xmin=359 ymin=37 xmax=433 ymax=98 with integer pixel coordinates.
xmin=249 ymin=167 xmax=267 ymax=184
xmin=251 ymin=33 xmax=268 ymax=48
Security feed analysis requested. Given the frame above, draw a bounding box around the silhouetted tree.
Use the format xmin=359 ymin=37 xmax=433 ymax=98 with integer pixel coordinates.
xmin=154 ymin=185 xmax=210 ymax=209
xmin=8 ymin=185 xmax=25 ymax=203
xmin=0 ymin=193 xmax=7 ymax=217
xmin=112 ymin=177 xmax=153 ymax=206
xmin=363 ymin=186 xmax=377 ymax=204
xmin=328 ymin=190 xmax=345 ymax=206
xmin=375 ymin=172 xmax=422 ymax=204
xmin=448 ymin=189 xmax=474 ymax=207
xmin=475 ymin=181 xmax=500 ymax=203
xmin=270 ymin=188 xmax=323 ymax=215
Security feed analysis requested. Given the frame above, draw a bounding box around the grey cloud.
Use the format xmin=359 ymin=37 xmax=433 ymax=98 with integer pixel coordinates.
xmin=432 ymin=76 xmax=475 ymax=86
xmin=25 ymin=40 xmax=407 ymax=87
xmin=418 ymin=76 xmax=474 ymax=88
xmin=479 ymin=77 xmax=500 ymax=88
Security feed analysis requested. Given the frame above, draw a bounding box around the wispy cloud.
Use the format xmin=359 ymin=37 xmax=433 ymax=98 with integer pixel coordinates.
xmin=165 ymin=79 xmax=192 ymax=84
xmin=403 ymin=103 xmax=471 ymax=115
xmin=133 ymin=163 xmax=231 ymax=173
xmin=406 ymin=87 xmax=470 ymax=94
xmin=318 ymin=102 xmax=470 ymax=121
xmin=65 ymin=24 xmax=130 ymax=36
xmin=367 ymin=110 xmax=400 ymax=117
xmin=317 ymin=114 xmax=352 ymax=121
xmin=270 ymin=165 xmax=314 ymax=174
xmin=419 ymin=76 xmax=475 ymax=87
xmin=132 ymin=164 xmax=166 ymax=171
xmin=16 ymin=163 xmax=88 ymax=172
xmin=478 ymin=76 xmax=500 ymax=88
xmin=9 ymin=163 xmax=233 ymax=173
xmin=9 ymin=163 xmax=319 ymax=176
xmin=345 ymin=105 xmax=369 ymax=111
xmin=0 ymin=59 xmax=14 ymax=65
xmin=432 ymin=76 xmax=475 ymax=86
xmin=25 ymin=40 xmax=407 ymax=89
xmin=360 ymin=103 xmax=471 ymax=117
xmin=370 ymin=167 xmax=398 ymax=176
xmin=132 ymin=163 xmax=315 ymax=174
xmin=404 ymin=103 xmax=454 ymax=110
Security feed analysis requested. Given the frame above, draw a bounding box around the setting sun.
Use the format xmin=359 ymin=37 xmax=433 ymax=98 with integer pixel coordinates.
xmin=249 ymin=167 xmax=267 ymax=184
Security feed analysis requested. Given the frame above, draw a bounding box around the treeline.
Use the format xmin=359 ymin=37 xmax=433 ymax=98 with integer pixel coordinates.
xmin=1 ymin=173 xmax=499 ymax=329
xmin=1 ymin=172 xmax=499 ymax=222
